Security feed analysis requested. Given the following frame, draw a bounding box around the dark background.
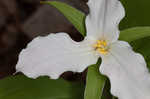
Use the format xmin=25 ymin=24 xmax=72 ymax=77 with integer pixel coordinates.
xmin=0 ymin=0 xmax=89 ymax=79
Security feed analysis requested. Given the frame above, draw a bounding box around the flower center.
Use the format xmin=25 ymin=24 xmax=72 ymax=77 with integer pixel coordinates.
xmin=93 ymin=40 xmax=108 ymax=55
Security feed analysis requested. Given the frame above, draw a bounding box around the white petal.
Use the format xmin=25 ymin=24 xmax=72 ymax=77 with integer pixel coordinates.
xmin=86 ymin=0 xmax=125 ymax=42
xmin=100 ymin=41 xmax=150 ymax=99
xmin=16 ymin=33 xmax=98 ymax=79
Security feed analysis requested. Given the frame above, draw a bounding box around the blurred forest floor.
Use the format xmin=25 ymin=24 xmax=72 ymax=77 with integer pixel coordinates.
xmin=0 ymin=0 xmax=89 ymax=80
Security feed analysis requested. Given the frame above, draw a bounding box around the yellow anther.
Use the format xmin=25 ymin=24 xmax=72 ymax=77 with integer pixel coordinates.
xmin=97 ymin=48 xmax=108 ymax=54
xmin=93 ymin=40 xmax=108 ymax=55
xmin=97 ymin=40 xmax=101 ymax=44
xmin=93 ymin=43 xmax=101 ymax=48
xmin=101 ymin=41 xmax=107 ymax=47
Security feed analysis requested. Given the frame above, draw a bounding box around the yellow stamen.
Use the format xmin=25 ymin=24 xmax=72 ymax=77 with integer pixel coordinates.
xmin=93 ymin=40 xmax=108 ymax=55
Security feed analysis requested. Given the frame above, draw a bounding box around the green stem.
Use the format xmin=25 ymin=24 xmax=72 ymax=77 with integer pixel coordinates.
xmin=84 ymin=59 xmax=107 ymax=99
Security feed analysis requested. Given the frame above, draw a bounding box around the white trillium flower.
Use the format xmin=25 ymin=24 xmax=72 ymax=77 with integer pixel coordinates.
xmin=16 ymin=0 xmax=150 ymax=99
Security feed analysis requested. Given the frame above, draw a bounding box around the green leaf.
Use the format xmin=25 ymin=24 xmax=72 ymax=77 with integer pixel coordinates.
xmin=120 ymin=0 xmax=150 ymax=30
xmin=84 ymin=60 xmax=107 ymax=99
xmin=119 ymin=27 xmax=150 ymax=42
xmin=112 ymin=96 xmax=117 ymax=99
xmin=41 ymin=1 xmax=86 ymax=36
xmin=131 ymin=37 xmax=150 ymax=69
xmin=0 ymin=75 xmax=84 ymax=99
